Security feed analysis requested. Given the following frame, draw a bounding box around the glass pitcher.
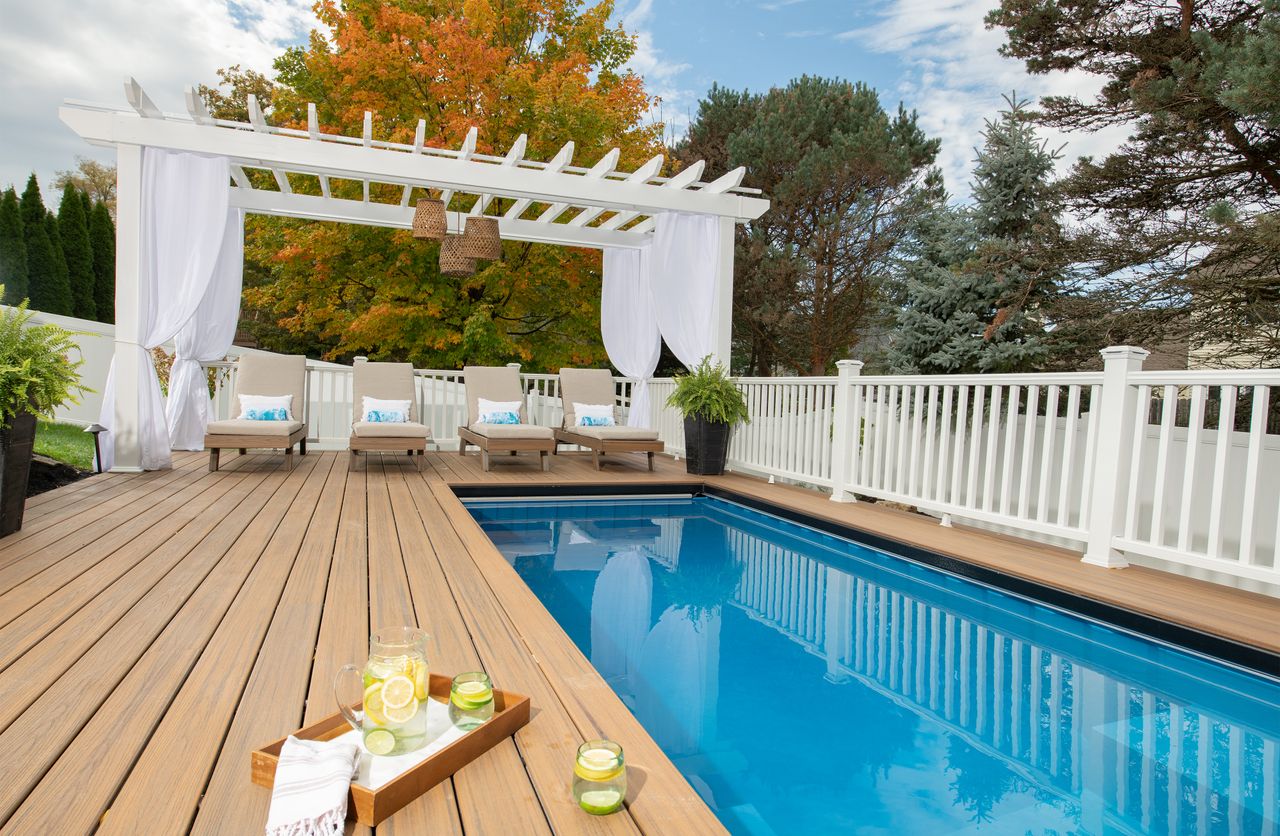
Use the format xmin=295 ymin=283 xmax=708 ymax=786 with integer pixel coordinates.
xmin=334 ymin=626 xmax=430 ymax=756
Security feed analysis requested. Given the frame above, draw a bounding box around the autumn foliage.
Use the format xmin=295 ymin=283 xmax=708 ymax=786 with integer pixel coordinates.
xmin=226 ymin=0 xmax=662 ymax=369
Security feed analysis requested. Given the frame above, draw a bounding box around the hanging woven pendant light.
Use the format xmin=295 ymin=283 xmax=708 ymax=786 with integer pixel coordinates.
xmin=459 ymin=216 xmax=502 ymax=260
xmin=412 ymin=198 xmax=447 ymax=240
xmin=439 ymin=234 xmax=476 ymax=277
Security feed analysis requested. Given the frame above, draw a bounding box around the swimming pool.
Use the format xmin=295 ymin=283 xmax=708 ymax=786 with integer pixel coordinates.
xmin=465 ymin=493 xmax=1280 ymax=835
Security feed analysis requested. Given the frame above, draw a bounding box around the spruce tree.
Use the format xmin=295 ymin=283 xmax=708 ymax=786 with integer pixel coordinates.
xmin=89 ymin=201 xmax=115 ymax=323
xmin=19 ymin=175 xmax=63 ymax=314
xmin=42 ymin=211 xmax=74 ymax=316
xmin=58 ymin=184 xmax=96 ymax=320
xmin=890 ymin=95 xmax=1062 ymax=373
xmin=0 ymin=188 xmax=27 ymax=305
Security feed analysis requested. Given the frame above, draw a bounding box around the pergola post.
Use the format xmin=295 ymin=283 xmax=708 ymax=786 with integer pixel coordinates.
xmin=712 ymin=216 xmax=735 ymax=369
xmin=111 ymin=144 xmax=145 ymax=472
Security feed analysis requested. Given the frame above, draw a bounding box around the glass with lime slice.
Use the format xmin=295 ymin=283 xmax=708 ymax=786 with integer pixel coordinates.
xmin=448 ymin=672 xmax=495 ymax=730
xmin=572 ymin=739 xmax=626 ymax=815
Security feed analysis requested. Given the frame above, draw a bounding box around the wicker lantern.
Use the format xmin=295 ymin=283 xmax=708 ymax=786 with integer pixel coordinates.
xmin=412 ymin=198 xmax=447 ymax=240
xmin=459 ymin=216 xmax=502 ymax=260
xmin=439 ymin=234 xmax=476 ymax=277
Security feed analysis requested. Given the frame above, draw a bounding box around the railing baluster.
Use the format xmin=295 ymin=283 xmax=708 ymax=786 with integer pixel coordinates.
xmin=909 ymin=385 xmax=926 ymax=498
xmin=1207 ymin=385 xmax=1237 ymax=560
xmin=1239 ymin=385 xmax=1269 ymax=565
xmin=1036 ymin=385 xmax=1059 ymax=523
xmin=966 ymin=386 xmax=985 ymax=509
xmin=1178 ymin=385 xmax=1208 ymax=552
xmin=984 ymin=385 xmax=1004 ymax=512
xmin=1017 ymin=385 xmax=1039 ymax=518
xmin=1125 ymin=385 xmax=1153 ymax=540
xmin=936 ymin=385 xmax=953 ymax=504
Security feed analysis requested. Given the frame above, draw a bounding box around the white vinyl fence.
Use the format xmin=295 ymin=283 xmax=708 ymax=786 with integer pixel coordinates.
xmin=206 ymin=347 xmax=1278 ymax=587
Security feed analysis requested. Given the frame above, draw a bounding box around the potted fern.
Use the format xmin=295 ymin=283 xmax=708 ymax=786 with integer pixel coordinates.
xmin=0 ymin=295 xmax=87 ymax=535
xmin=666 ymin=356 xmax=749 ymax=475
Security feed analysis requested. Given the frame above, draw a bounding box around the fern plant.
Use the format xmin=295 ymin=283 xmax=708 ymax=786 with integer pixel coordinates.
xmin=0 ymin=292 xmax=89 ymax=429
xmin=666 ymin=356 xmax=749 ymax=425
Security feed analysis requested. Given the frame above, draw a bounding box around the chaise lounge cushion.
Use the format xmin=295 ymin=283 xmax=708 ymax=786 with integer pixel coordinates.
xmin=207 ymin=419 xmax=305 ymax=437
xmin=563 ymin=426 xmax=659 ymax=441
xmin=353 ymin=420 xmax=432 ymax=439
xmin=558 ymin=368 xmax=622 ymax=427
xmin=463 ymin=366 xmax=528 ymax=425
xmin=467 ymin=423 xmax=554 ymax=439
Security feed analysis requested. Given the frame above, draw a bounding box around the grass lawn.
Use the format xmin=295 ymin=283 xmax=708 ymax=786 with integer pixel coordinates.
xmin=35 ymin=420 xmax=96 ymax=471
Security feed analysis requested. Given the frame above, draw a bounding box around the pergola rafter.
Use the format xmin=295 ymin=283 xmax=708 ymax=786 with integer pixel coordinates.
xmin=59 ymin=78 xmax=770 ymax=472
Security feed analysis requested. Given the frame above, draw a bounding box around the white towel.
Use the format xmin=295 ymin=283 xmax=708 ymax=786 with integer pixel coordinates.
xmin=265 ymin=735 xmax=361 ymax=836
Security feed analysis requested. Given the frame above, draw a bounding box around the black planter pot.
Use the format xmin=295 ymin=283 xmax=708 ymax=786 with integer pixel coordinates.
xmin=0 ymin=412 xmax=36 ymax=536
xmin=683 ymin=416 xmax=731 ymax=475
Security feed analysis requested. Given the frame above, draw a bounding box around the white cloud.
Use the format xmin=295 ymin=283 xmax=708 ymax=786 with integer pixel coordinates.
xmin=619 ymin=0 xmax=695 ymax=144
xmin=0 ymin=0 xmax=317 ymax=200
xmin=840 ymin=0 xmax=1131 ymax=198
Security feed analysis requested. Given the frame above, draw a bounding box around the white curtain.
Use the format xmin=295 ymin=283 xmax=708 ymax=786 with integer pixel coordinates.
xmin=166 ymin=208 xmax=244 ymax=450
xmin=649 ymin=212 xmax=720 ymax=369
xmin=98 ymin=149 xmax=231 ymax=470
xmin=601 ymin=247 xmax=661 ymax=427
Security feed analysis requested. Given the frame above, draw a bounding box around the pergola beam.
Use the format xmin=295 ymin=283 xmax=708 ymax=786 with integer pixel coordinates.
xmin=228 ymin=189 xmax=648 ymax=249
xmin=60 ymin=104 xmax=769 ymax=222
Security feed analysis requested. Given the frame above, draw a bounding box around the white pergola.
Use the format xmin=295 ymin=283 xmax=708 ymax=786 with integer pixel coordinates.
xmin=59 ymin=78 xmax=770 ymax=471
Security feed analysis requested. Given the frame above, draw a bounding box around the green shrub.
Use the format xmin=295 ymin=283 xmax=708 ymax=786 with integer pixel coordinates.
xmin=0 ymin=290 xmax=89 ymax=429
xmin=666 ymin=356 xmax=749 ymax=425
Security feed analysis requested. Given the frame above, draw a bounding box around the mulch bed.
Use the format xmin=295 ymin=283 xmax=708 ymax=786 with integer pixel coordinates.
xmin=27 ymin=455 xmax=90 ymax=497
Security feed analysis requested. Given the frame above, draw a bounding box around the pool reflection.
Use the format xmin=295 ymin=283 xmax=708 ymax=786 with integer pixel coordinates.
xmin=469 ymin=498 xmax=1280 ymax=836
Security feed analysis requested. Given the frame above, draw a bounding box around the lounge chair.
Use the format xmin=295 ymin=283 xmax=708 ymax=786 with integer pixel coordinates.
xmin=554 ymin=367 xmax=663 ymax=471
xmin=457 ymin=365 xmax=555 ymax=471
xmin=204 ymin=353 xmax=307 ymax=471
xmin=348 ymin=361 xmax=432 ymax=471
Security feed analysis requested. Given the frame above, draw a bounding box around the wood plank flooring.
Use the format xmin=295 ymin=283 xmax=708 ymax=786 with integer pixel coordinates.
xmin=0 ymin=444 xmax=1274 ymax=835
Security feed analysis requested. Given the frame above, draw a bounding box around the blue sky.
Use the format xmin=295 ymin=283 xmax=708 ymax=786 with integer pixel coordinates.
xmin=0 ymin=0 xmax=1125 ymax=201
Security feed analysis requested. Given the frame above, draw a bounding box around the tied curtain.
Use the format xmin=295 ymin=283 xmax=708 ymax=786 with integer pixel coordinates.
xmin=601 ymin=247 xmax=660 ymax=427
xmin=600 ymin=212 xmax=723 ymax=426
xmin=98 ymin=149 xmax=240 ymax=470
xmin=166 ymin=208 xmax=245 ymax=450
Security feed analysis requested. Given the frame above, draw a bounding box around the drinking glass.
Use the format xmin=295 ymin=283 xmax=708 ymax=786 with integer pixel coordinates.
xmin=572 ymin=739 xmax=626 ymax=815
xmin=448 ymin=671 xmax=495 ymax=730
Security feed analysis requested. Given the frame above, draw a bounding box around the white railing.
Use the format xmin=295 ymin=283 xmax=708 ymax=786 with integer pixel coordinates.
xmin=209 ymin=347 xmax=1279 ymax=587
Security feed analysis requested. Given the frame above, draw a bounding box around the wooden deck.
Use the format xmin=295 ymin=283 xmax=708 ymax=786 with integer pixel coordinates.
xmin=0 ymin=446 xmax=1275 ymax=835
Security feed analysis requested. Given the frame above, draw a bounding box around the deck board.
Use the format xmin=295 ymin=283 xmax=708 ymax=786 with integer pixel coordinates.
xmin=0 ymin=446 xmax=1275 ymax=834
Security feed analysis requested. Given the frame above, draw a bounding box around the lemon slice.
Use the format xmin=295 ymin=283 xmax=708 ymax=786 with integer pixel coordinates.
xmin=381 ymin=675 xmax=416 ymax=710
xmin=412 ymin=660 xmax=429 ymax=701
xmin=363 ymin=727 xmax=396 ymax=756
xmin=451 ymin=681 xmax=493 ymax=710
xmin=363 ymin=683 xmax=388 ymax=725
xmin=578 ymin=788 xmax=623 ymax=815
xmin=383 ymin=695 xmax=419 ymax=724
xmin=574 ymin=749 xmax=622 ymax=782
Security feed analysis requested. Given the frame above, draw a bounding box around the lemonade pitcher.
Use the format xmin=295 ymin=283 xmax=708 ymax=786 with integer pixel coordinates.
xmin=334 ymin=626 xmax=430 ymax=755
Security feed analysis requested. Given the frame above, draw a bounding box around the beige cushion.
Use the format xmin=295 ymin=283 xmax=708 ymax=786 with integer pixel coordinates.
xmin=564 ymin=426 xmax=660 ymax=441
xmin=353 ymin=361 xmax=418 ymax=423
xmin=352 ymin=421 xmax=432 ymax=439
xmin=207 ymin=419 xmax=305 ymax=437
xmin=467 ymin=423 xmax=554 ymax=439
xmin=464 ymin=366 xmax=527 ymax=425
xmin=558 ymin=368 xmax=620 ymax=428
xmin=233 ymin=353 xmax=307 ymax=424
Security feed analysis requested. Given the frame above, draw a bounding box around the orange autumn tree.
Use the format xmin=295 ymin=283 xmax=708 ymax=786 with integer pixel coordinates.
xmin=221 ymin=0 xmax=661 ymax=369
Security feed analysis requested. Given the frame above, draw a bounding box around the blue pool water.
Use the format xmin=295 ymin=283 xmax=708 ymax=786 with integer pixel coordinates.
xmin=465 ymin=495 xmax=1280 ymax=835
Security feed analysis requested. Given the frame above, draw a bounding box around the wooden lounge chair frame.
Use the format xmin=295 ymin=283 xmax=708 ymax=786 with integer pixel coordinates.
xmin=348 ymin=361 xmax=431 ymax=471
xmin=457 ymin=366 xmax=555 ymax=472
xmin=553 ymin=368 xmax=663 ymax=471
xmin=204 ymin=353 xmax=309 ymax=472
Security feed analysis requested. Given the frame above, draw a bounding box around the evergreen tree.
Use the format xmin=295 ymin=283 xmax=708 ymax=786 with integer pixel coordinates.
xmin=0 ymin=188 xmax=27 ymax=305
xmin=89 ymin=201 xmax=115 ymax=323
xmin=19 ymin=175 xmax=63 ymax=314
xmin=890 ymin=95 xmax=1062 ymax=373
xmin=42 ymin=211 xmax=74 ymax=316
xmin=58 ymin=184 xmax=96 ymax=320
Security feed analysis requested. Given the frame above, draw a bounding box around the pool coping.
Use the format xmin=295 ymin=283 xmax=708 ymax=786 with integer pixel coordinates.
xmin=452 ymin=481 xmax=1280 ymax=679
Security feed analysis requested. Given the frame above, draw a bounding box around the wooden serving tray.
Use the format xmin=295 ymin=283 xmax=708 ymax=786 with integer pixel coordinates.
xmin=251 ymin=672 xmax=531 ymax=826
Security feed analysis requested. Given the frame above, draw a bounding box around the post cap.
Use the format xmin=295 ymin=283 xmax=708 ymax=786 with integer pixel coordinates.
xmin=835 ymin=359 xmax=864 ymax=370
xmin=1098 ymin=346 xmax=1150 ymax=361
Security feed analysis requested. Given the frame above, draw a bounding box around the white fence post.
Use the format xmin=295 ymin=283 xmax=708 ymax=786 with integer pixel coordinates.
xmin=1082 ymin=346 xmax=1149 ymax=568
xmin=830 ymin=360 xmax=864 ymax=503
